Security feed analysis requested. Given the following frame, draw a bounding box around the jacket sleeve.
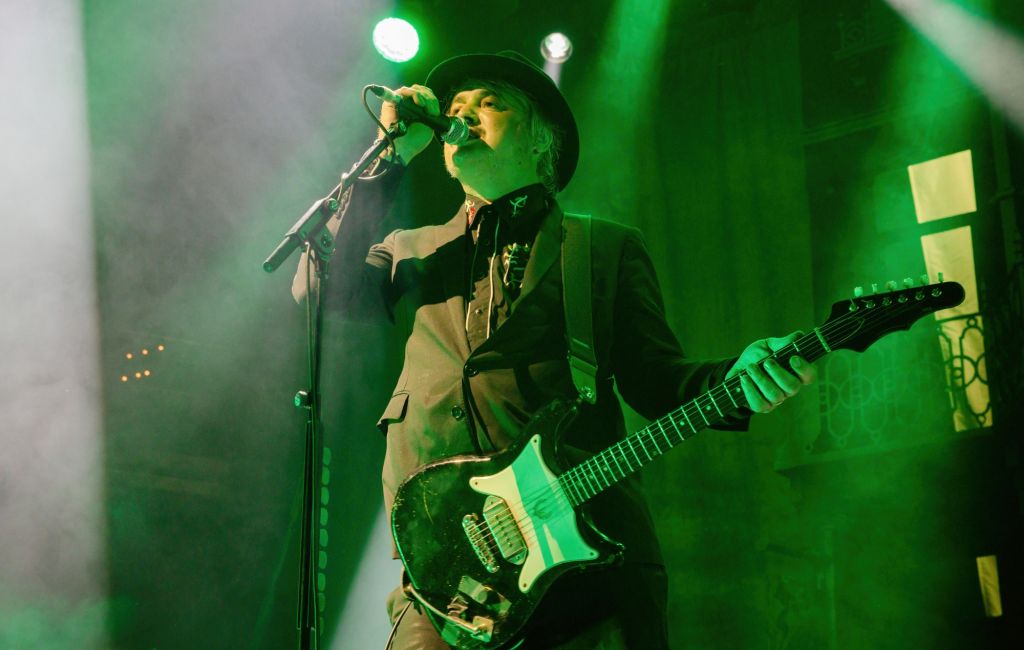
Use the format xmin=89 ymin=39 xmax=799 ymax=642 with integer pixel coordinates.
xmin=291 ymin=161 xmax=405 ymax=322
xmin=609 ymin=228 xmax=749 ymax=430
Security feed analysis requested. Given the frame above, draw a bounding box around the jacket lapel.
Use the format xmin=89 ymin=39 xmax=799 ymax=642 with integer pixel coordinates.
xmin=515 ymin=203 xmax=563 ymax=307
xmin=469 ymin=204 xmax=563 ymax=358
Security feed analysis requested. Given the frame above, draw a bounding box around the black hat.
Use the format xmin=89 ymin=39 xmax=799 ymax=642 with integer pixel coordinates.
xmin=425 ymin=51 xmax=579 ymax=190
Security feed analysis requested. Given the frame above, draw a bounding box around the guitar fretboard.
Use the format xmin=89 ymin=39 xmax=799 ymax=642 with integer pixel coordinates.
xmin=556 ymin=330 xmax=832 ymax=506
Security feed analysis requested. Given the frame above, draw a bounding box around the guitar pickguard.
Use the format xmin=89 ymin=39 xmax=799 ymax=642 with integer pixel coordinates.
xmin=469 ymin=434 xmax=599 ymax=593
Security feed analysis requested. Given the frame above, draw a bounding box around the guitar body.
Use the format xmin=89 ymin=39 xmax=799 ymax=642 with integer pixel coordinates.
xmin=391 ymin=399 xmax=623 ymax=649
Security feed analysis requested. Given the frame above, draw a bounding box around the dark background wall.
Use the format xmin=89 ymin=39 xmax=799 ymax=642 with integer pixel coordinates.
xmin=75 ymin=0 xmax=1024 ymax=648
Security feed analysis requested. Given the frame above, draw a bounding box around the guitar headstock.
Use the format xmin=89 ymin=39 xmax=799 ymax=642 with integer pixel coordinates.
xmin=822 ymin=275 xmax=966 ymax=352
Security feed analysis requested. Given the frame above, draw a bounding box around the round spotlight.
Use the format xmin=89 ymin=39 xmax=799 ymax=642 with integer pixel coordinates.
xmin=541 ymin=32 xmax=573 ymax=63
xmin=372 ymin=18 xmax=419 ymax=63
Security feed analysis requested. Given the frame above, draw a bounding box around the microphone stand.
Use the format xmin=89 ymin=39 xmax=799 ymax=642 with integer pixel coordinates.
xmin=262 ymin=121 xmax=407 ymax=650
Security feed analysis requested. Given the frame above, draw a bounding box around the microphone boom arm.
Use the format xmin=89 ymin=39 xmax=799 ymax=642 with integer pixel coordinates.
xmin=261 ymin=120 xmax=407 ymax=274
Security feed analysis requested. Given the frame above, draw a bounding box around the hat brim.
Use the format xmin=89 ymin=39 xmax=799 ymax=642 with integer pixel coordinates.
xmin=426 ymin=53 xmax=579 ymax=190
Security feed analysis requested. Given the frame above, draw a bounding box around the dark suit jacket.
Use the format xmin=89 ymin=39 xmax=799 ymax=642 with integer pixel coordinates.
xmin=322 ymin=173 xmax=742 ymax=565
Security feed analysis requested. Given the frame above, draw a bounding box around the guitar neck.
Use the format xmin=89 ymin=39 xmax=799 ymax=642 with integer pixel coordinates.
xmin=557 ymin=330 xmax=832 ymax=506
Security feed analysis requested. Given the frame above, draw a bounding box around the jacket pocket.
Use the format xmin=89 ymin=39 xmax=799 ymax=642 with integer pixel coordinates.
xmin=376 ymin=391 xmax=409 ymax=434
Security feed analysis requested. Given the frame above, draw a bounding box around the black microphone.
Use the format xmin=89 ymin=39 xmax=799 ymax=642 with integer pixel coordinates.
xmin=368 ymin=85 xmax=471 ymax=145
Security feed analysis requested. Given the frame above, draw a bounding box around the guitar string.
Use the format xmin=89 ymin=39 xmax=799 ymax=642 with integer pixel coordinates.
xmin=472 ymin=362 xmax=787 ymax=552
xmin=469 ymin=296 xmax=926 ymax=553
xmin=474 ymin=326 xmax=843 ymax=553
xmin=476 ymin=313 xmax=850 ymax=549
xmin=472 ymin=364 xmax=799 ymax=551
xmin=556 ymin=291 xmax=930 ymax=504
xmin=462 ymin=292 xmax=947 ymax=556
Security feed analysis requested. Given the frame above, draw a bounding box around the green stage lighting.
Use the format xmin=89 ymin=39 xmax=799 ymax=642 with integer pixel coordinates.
xmin=372 ymin=18 xmax=419 ymax=63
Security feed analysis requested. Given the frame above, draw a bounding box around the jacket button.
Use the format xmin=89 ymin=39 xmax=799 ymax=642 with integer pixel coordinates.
xmin=451 ymin=405 xmax=466 ymax=421
xmin=464 ymin=365 xmax=479 ymax=377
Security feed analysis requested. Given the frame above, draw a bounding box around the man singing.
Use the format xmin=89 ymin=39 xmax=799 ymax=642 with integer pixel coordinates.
xmin=294 ymin=51 xmax=815 ymax=649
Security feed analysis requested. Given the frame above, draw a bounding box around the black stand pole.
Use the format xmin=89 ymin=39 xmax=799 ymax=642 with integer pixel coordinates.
xmin=262 ymin=122 xmax=407 ymax=650
xmin=296 ymin=239 xmax=329 ymax=650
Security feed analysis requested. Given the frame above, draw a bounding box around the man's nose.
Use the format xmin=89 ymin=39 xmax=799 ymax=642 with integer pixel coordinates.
xmin=455 ymin=105 xmax=479 ymax=126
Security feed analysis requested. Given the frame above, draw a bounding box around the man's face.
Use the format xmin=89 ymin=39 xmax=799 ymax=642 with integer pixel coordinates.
xmin=442 ymin=86 xmax=539 ymax=195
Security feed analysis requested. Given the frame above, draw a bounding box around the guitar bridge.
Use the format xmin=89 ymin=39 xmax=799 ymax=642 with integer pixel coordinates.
xmin=462 ymin=514 xmax=500 ymax=573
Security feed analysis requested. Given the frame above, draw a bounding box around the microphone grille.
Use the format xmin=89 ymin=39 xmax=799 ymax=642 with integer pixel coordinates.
xmin=442 ymin=117 xmax=471 ymax=145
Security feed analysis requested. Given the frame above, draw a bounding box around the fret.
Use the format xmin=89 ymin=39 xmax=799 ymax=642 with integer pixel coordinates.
xmin=567 ymin=470 xmax=584 ymax=500
xmin=562 ymin=476 xmax=582 ymax=506
xmin=570 ymin=476 xmax=585 ymax=504
xmin=679 ymin=405 xmax=695 ymax=434
xmin=666 ymin=416 xmax=686 ymax=442
xmin=627 ymin=436 xmax=643 ymax=466
xmin=637 ymin=435 xmax=653 ymax=461
xmin=591 ymin=461 xmax=609 ymax=489
xmin=609 ymin=447 xmax=625 ymax=477
xmin=657 ymin=420 xmax=674 ymax=447
xmin=648 ymin=428 xmax=663 ymax=454
xmin=581 ymin=467 xmax=598 ymax=497
xmin=616 ymin=443 xmax=634 ymax=472
xmin=598 ymin=456 xmax=615 ymax=483
xmin=708 ymin=391 xmax=724 ymax=418
xmin=725 ymin=380 xmax=740 ymax=409
xmin=695 ymin=401 xmax=710 ymax=426
xmin=813 ymin=326 xmax=832 ymax=353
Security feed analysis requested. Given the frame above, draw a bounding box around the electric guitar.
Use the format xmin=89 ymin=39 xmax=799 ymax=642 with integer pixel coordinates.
xmin=390 ymin=279 xmax=966 ymax=649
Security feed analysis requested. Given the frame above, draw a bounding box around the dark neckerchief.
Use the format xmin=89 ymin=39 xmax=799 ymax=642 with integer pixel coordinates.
xmin=463 ymin=183 xmax=551 ymax=247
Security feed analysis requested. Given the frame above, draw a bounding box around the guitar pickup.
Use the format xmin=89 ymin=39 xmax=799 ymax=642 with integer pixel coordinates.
xmin=482 ymin=495 xmax=527 ymax=565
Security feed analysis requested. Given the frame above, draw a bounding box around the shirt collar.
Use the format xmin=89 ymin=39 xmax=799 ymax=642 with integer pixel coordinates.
xmin=463 ymin=184 xmax=551 ymax=243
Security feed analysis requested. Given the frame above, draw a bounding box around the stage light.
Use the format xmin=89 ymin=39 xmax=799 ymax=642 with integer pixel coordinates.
xmin=541 ymin=32 xmax=573 ymax=63
xmin=372 ymin=18 xmax=419 ymax=63
xmin=126 ymin=352 xmax=133 ymax=359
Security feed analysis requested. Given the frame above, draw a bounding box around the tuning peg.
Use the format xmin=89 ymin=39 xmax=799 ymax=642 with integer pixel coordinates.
xmin=919 ymin=273 xmax=929 ymax=286
xmin=885 ymin=280 xmax=898 ymax=291
xmin=903 ymin=277 xmax=914 ymax=288
xmin=854 ymin=286 xmax=864 ymax=298
xmin=871 ymin=283 xmax=880 ymax=295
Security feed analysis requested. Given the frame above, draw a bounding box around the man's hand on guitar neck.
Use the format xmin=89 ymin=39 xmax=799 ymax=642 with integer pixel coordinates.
xmin=725 ymin=332 xmax=817 ymax=414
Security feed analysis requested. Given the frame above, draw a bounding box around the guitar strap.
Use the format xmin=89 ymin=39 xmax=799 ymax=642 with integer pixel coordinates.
xmin=561 ymin=212 xmax=599 ymax=405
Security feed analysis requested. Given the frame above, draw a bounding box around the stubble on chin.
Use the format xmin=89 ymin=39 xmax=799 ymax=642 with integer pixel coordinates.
xmin=444 ymin=145 xmax=484 ymax=183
